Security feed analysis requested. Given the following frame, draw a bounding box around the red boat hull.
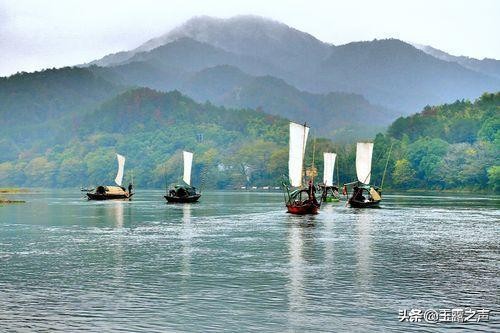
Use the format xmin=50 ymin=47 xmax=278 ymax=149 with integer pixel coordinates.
xmin=286 ymin=203 xmax=319 ymax=215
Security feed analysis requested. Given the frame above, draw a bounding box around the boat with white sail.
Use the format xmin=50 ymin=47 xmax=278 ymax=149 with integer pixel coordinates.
xmin=87 ymin=153 xmax=133 ymax=200
xmin=282 ymin=122 xmax=320 ymax=215
xmin=345 ymin=142 xmax=382 ymax=208
xmin=320 ymin=152 xmax=340 ymax=202
xmin=164 ymin=151 xmax=201 ymax=203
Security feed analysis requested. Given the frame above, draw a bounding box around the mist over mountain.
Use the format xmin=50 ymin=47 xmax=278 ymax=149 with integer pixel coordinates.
xmin=413 ymin=43 xmax=500 ymax=79
xmin=88 ymin=15 xmax=499 ymax=113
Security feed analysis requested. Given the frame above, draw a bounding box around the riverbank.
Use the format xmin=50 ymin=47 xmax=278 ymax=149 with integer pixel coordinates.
xmin=0 ymin=188 xmax=28 ymax=203
xmin=0 ymin=188 xmax=30 ymax=193
xmin=0 ymin=198 xmax=25 ymax=204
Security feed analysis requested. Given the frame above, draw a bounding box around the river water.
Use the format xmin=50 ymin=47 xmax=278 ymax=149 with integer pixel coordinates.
xmin=0 ymin=190 xmax=498 ymax=332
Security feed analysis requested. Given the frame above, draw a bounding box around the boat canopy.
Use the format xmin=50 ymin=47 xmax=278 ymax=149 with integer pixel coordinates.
xmin=172 ymin=185 xmax=197 ymax=197
xmin=96 ymin=185 xmax=127 ymax=195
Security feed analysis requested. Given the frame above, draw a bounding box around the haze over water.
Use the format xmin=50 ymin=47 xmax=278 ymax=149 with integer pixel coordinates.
xmin=0 ymin=190 xmax=498 ymax=332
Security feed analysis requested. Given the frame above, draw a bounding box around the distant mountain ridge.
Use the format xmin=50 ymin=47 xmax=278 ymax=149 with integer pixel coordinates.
xmin=87 ymin=15 xmax=499 ymax=114
xmin=413 ymin=43 xmax=500 ymax=79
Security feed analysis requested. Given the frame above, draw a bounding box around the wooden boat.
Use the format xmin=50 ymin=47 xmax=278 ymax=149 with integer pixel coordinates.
xmin=164 ymin=185 xmax=201 ymax=203
xmin=87 ymin=185 xmax=133 ymax=200
xmin=165 ymin=151 xmax=201 ymax=203
xmin=283 ymin=122 xmax=320 ymax=215
xmin=320 ymin=185 xmax=340 ymax=202
xmin=346 ymin=142 xmax=384 ymax=208
xmin=286 ymin=187 xmax=320 ymax=214
xmin=347 ymin=184 xmax=381 ymax=208
xmin=87 ymin=153 xmax=133 ymax=201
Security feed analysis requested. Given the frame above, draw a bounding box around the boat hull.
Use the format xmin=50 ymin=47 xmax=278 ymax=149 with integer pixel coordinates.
xmin=286 ymin=203 xmax=320 ymax=215
xmin=164 ymin=194 xmax=201 ymax=203
xmin=87 ymin=193 xmax=132 ymax=201
xmin=348 ymin=199 xmax=380 ymax=208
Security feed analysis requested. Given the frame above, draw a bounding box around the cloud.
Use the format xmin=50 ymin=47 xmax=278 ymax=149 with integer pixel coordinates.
xmin=0 ymin=0 xmax=498 ymax=76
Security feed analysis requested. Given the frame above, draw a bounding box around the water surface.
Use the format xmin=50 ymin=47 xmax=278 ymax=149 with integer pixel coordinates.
xmin=0 ymin=190 xmax=498 ymax=332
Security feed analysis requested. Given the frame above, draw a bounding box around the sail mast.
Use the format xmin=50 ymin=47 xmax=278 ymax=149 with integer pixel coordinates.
xmin=380 ymin=142 xmax=394 ymax=190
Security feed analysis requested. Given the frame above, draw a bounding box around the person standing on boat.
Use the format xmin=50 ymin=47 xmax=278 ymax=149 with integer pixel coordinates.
xmin=307 ymin=180 xmax=318 ymax=204
xmin=128 ymin=183 xmax=133 ymax=195
xmin=353 ymin=185 xmax=365 ymax=202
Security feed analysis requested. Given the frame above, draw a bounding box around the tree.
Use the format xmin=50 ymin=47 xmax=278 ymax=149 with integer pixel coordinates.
xmin=487 ymin=166 xmax=500 ymax=193
xmin=392 ymin=159 xmax=416 ymax=188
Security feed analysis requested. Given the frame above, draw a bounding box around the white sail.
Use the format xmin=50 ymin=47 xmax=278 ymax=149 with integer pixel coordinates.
xmin=114 ymin=153 xmax=125 ymax=186
xmin=183 ymin=151 xmax=193 ymax=186
xmin=356 ymin=142 xmax=374 ymax=184
xmin=323 ymin=152 xmax=336 ymax=186
xmin=288 ymin=122 xmax=310 ymax=187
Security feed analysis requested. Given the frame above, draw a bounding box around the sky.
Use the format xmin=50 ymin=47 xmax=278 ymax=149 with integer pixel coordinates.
xmin=0 ymin=0 xmax=499 ymax=77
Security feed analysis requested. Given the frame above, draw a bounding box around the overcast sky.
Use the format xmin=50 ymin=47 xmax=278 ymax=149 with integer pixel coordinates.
xmin=0 ymin=0 xmax=498 ymax=77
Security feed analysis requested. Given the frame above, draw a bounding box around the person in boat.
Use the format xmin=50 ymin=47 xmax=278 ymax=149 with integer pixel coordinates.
xmin=353 ymin=185 xmax=366 ymax=202
xmin=128 ymin=183 xmax=133 ymax=194
xmin=305 ymin=180 xmax=319 ymax=205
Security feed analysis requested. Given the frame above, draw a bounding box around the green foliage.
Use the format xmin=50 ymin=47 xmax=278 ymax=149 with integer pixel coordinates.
xmin=0 ymin=63 xmax=498 ymax=193
xmin=0 ymin=87 xmax=290 ymax=189
xmin=376 ymin=93 xmax=499 ymax=191
xmin=392 ymin=159 xmax=416 ymax=188
xmin=487 ymin=166 xmax=500 ymax=192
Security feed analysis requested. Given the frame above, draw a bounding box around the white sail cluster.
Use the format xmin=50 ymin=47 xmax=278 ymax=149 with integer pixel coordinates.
xmin=356 ymin=142 xmax=373 ymax=184
xmin=183 ymin=151 xmax=193 ymax=186
xmin=114 ymin=153 xmax=126 ymax=186
xmin=288 ymin=122 xmax=309 ymax=187
xmin=323 ymin=152 xmax=336 ymax=186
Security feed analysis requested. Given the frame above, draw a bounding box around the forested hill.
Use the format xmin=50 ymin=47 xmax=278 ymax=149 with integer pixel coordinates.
xmin=0 ymin=87 xmax=298 ymax=188
xmin=0 ymin=83 xmax=498 ymax=192
xmin=371 ymin=93 xmax=499 ymax=192
xmin=0 ymin=67 xmax=122 ymax=126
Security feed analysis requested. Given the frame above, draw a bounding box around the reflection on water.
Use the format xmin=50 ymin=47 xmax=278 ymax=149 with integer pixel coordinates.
xmin=355 ymin=211 xmax=372 ymax=289
xmin=0 ymin=190 xmax=498 ymax=332
xmin=113 ymin=201 xmax=125 ymax=228
xmin=181 ymin=204 xmax=193 ymax=278
xmin=287 ymin=222 xmax=305 ymax=321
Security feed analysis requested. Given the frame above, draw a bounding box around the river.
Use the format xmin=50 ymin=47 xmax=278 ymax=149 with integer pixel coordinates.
xmin=0 ymin=190 xmax=498 ymax=332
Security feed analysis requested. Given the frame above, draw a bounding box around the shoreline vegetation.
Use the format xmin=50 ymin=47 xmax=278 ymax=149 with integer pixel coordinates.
xmin=0 ymin=89 xmax=498 ymax=193
xmin=0 ymin=188 xmax=30 ymax=193
xmin=0 ymin=188 xmax=28 ymax=204
xmin=0 ymin=198 xmax=26 ymax=204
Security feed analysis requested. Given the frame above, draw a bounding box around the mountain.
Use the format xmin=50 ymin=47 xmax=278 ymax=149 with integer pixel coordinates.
xmin=85 ymin=38 xmax=393 ymax=140
xmin=318 ymin=39 xmax=499 ymax=111
xmin=0 ymin=87 xmax=302 ymax=188
xmin=413 ymin=43 xmax=500 ymax=79
xmin=0 ymin=67 xmax=125 ymax=162
xmin=180 ymin=65 xmax=395 ymax=140
xmin=87 ymin=16 xmax=500 ymax=114
xmin=0 ymin=67 xmax=121 ymax=126
xmin=90 ymin=15 xmax=331 ymax=76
